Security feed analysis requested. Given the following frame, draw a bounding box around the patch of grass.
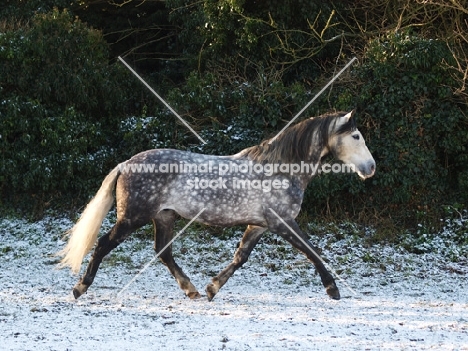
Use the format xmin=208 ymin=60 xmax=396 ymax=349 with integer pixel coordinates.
xmin=132 ymin=223 xmax=154 ymax=240
xmin=103 ymin=252 xmax=134 ymax=268
xmin=0 ymin=246 xmax=13 ymax=254
xmin=365 ymin=218 xmax=402 ymax=245
xmin=361 ymin=252 xmax=377 ymax=263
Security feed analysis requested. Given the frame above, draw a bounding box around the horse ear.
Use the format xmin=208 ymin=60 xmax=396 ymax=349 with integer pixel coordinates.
xmin=343 ymin=109 xmax=356 ymax=121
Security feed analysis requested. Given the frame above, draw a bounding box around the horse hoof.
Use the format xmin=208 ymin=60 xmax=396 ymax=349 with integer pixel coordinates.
xmin=206 ymin=283 xmax=218 ymax=302
xmin=187 ymin=291 xmax=202 ymax=300
xmin=72 ymin=283 xmax=88 ymax=299
xmin=326 ymin=284 xmax=340 ymax=300
xmin=72 ymin=288 xmax=82 ymax=299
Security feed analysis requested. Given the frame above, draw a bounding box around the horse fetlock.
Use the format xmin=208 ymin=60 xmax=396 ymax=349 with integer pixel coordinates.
xmin=181 ymin=280 xmax=201 ymax=300
xmin=187 ymin=291 xmax=202 ymax=299
xmin=178 ymin=279 xmax=200 ymax=300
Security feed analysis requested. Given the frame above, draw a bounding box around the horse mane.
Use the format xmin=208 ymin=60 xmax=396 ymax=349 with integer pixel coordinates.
xmin=238 ymin=111 xmax=356 ymax=164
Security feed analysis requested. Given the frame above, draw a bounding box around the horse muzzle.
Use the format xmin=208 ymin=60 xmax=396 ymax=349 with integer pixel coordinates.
xmin=357 ymin=160 xmax=376 ymax=179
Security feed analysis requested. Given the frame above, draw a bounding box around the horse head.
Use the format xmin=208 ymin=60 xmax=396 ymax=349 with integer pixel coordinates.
xmin=328 ymin=110 xmax=376 ymax=179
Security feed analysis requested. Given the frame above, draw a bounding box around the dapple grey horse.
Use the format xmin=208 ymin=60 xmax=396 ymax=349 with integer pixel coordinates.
xmin=58 ymin=110 xmax=375 ymax=300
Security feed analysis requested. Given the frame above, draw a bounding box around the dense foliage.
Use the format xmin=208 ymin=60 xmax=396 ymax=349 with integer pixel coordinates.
xmin=0 ymin=9 xmax=158 ymax=210
xmin=1 ymin=0 xmax=467 ymax=230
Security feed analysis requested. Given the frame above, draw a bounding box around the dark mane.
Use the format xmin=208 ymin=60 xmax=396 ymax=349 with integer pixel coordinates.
xmin=238 ymin=111 xmax=356 ymax=164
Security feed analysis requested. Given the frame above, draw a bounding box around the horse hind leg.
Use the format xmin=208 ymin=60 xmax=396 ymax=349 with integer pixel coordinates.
xmin=73 ymin=218 xmax=145 ymax=299
xmin=206 ymin=225 xmax=267 ymax=301
xmin=154 ymin=210 xmax=201 ymax=299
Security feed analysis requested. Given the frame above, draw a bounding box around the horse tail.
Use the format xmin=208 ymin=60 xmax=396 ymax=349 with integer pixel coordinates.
xmin=57 ymin=165 xmax=121 ymax=274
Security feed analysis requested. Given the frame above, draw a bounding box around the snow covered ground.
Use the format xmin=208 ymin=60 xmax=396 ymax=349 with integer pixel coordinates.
xmin=0 ymin=214 xmax=467 ymax=350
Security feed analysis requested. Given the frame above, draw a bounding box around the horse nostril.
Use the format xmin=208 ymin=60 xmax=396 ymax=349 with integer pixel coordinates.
xmin=370 ymin=163 xmax=376 ymax=174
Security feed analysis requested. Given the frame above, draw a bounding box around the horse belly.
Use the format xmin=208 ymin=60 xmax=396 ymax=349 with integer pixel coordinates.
xmin=162 ymin=178 xmax=266 ymax=227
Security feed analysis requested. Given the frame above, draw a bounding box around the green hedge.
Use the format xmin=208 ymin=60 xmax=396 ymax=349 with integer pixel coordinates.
xmin=361 ymin=33 xmax=467 ymax=203
xmin=1 ymin=6 xmax=467 ymax=228
xmin=309 ymin=33 xmax=468 ymax=224
xmin=0 ymin=9 xmax=148 ymax=210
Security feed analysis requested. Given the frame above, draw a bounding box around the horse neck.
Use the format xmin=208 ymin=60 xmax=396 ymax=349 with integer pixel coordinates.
xmin=295 ymin=141 xmax=331 ymax=189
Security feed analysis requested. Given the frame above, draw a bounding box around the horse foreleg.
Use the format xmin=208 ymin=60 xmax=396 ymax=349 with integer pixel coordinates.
xmin=267 ymin=216 xmax=340 ymax=300
xmin=73 ymin=219 xmax=141 ymax=299
xmin=154 ymin=210 xmax=201 ymax=299
xmin=206 ymin=225 xmax=266 ymax=301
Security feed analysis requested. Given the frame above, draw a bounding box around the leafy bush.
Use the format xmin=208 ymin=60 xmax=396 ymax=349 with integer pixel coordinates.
xmin=0 ymin=0 xmax=73 ymax=20
xmin=166 ymin=0 xmax=345 ymax=82
xmin=310 ymin=33 xmax=468 ymax=224
xmin=0 ymin=9 xmax=142 ymax=210
xmin=160 ymin=70 xmax=315 ymax=156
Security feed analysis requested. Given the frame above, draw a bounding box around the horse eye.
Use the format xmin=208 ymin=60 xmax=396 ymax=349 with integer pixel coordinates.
xmin=352 ymin=134 xmax=360 ymax=140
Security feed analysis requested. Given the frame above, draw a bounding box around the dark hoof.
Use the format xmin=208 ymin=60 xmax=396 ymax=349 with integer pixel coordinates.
xmin=205 ymin=283 xmax=218 ymax=302
xmin=72 ymin=283 xmax=88 ymax=299
xmin=326 ymin=284 xmax=341 ymax=300
xmin=187 ymin=291 xmax=202 ymax=300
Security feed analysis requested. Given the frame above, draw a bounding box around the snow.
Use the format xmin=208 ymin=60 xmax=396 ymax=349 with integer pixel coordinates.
xmin=0 ymin=214 xmax=467 ymax=350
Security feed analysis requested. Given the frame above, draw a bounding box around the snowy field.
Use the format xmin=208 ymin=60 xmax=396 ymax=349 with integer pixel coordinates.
xmin=0 ymin=214 xmax=467 ymax=351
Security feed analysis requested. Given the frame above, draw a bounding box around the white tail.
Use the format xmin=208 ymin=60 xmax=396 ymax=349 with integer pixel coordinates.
xmin=57 ymin=165 xmax=121 ymax=274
